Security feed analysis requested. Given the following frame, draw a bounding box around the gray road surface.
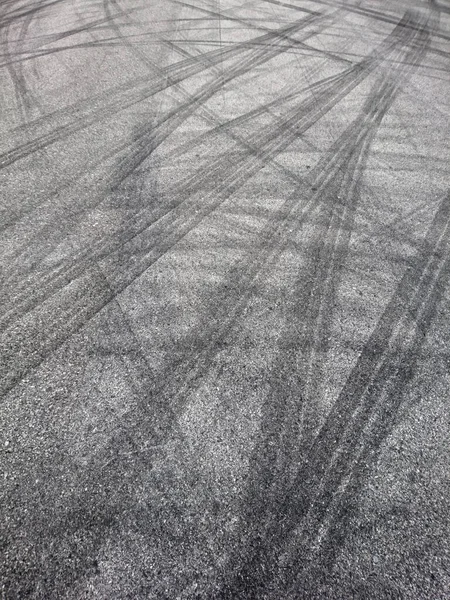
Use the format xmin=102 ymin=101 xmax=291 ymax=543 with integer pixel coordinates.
xmin=1 ymin=0 xmax=450 ymax=597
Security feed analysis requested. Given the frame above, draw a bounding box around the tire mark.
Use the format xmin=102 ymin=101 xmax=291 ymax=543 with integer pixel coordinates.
xmin=0 ymin=0 xmax=310 ymax=233
xmin=0 ymin=6 xmax=328 ymax=249
xmin=0 ymin=15 xmax=128 ymax=69
xmin=0 ymin=75 xmax=309 ymax=324
xmin=298 ymin=35 xmax=431 ymax=428
xmin=0 ymin=9 xmax=332 ymax=296
xmin=102 ymin=0 xmax=153 ymax=70
xmin=0 ymin=11 xmax=324 ymax=170
xmin=170 ymin=0 xmax=323 ymax=45
xmin=218 ymin=194 xmax=449 ymax=600
xmin=215 ymin=16 xmax=441 ymax=600
xmin=106 ymin=11 xmax=330 ymax=188
xmin=0 ymin=7 xmax=340 ymax=303
xmin=1 ymin=5 xmax=39 ymax=121
xmin=102 ymin=11 xmax=419 ymax=289
xmin=0 ymin=10 xmax=437 ymax=595
xmin=0 ymin=16 xmax=386 ymax=282
xmin=104 ymin=0 xmax=317 ymax=176
xmin=0 ymin=12 xmax=422 ymax=401
xmin=0 ymin=10 xmax=423 ymax=423
xmin=274 ymin=189 xmax=450 ymax=598
xmin=0 ymin=0 xmax=61 ymax=31
xmin=0 ymin=12 xmax=423 ymax=432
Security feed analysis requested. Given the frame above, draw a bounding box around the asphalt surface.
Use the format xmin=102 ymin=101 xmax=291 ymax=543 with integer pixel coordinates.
xmin=1 ymin=0 xmax=450 ymax=598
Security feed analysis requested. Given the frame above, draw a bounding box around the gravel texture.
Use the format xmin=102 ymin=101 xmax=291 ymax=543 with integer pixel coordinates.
xmin=1 ymin=0 xmax=449 ymax=598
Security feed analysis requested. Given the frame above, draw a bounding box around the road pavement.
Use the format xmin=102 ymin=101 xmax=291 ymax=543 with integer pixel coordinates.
xmin=1 ymin=0 xmax=449 ymax=597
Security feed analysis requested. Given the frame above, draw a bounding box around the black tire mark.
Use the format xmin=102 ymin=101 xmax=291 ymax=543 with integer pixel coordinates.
xmin=0 ymin=31 xmax=349 ymax=275
xmin=151 ymin=31 xmax=339 ymax=167
xmin=106 ymin=11 xmax=330 ymax=188
xmin=168 ymin=10 xmax=418 ymax=198
xmin=0 ymin=77 xmax=309 ymax=328
xmin=0 ymin=10 xmax=438 ymax=596
xmin=276 ymin=190 xmax=450 ymax=598
xmin=0 ymin=3 xmax=338 ymax=293
xmin=284 ymin=2 xmax=439 ymax=416
xmin=101 ymin=0 xmax=323 ymax=178
xmin=0 ymin=17 xmax=125 ymax=70
xmin=102 ymin=0 xmax=153 ymax=71
xmin=298 ymin=34 xmax=431 ymax=428
xmin=143 ymin=0 xmax=354 ymax=165
xmin=101 ymin=10 xmax=420 ymax=287
xmin=0 ymin=11 xmax=422 ymax=401
xmin=0 ymin=8 xmax=327 ymax=236
xmin=215 ymin=17 xmax=441 ymax=600
xmin=0 ymin=11 xmax=323 ymax=170
xmin=0 ymin=10 xmax=428 ymax=494
xmin=0 ymin=17 xmax=395 ymax=302
xmin=0 ymin=0 xmax=316 ymax=233
xmin=1 ymin=8 xmax=38 ymax=120
xmin=0 ymin=0 xmax=61 ymax=31
xmin=0 ymin=9 xmax=332 ymax=298
xmin=170 ymin=0 xmax=324 ymax=47
xmin=329 ymin=0 xmax=446 ymax=42
xmin=0 ymin=7 xmax=142 ymax=70
xmin=218 ymin=199 xmax=450 ymax=600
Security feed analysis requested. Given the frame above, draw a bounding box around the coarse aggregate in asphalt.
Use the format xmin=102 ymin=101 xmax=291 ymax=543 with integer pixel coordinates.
xmin=1 ymin=0 xmax=450 ymax=598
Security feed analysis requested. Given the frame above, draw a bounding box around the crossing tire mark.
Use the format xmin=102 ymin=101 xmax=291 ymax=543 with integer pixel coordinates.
xmin=107 ymin=12 xmax=330 ymax=188
xmin=0 ymin=0 xmax=320 ymax=232
xmin=277 ymin=190 xmax=450 ymax=598
xmin=0 ymin=7 xmax=330 ymax=251
xmin=298 ymin=26 xmax=431 ymax=426
xmin=0 ymin=11 xmax=424 ymax=401
xmin=0 ymin=0 xmax=60 ymax=31
xmin=1 ymin=8 xmax=37 ymax=121
xmin=218 ymin=188 xmax=450 ymax=599
xmin=101 ymin=10 xmax=421 ymax=284
xmin=102 ymin=0 xmax=154 ymax=71
xmin=0 ymin=13 xmax=335 ymax=313
xmin=170 ymin=10 xmax=418 ymax=200
xmin=0 ymin=10 xmax=441 ymax=595
xmin=0 ymin=3 xmax=323 ymax=238
xmin=0 ymin=12 xmax=324 ymax=170
xmin=0 ymin=13 xmax=356 ymax=296
xmin=214 ymin=16 xmax=441 ymax=600
xmin=0 ymin=10 xmax=430 ymax=481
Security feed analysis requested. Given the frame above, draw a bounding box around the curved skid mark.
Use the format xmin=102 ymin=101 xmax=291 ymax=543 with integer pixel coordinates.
xmin=216 ymin=13 xmax=440 ymax=598
xmin=0 ymin=11 xmax=426 ymax=402
xmin=0 ymin=11 xmax=323 ymax=170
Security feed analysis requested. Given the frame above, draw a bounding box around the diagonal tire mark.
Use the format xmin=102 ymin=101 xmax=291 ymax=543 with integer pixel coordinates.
xmin=0 ymin=11 xmax=425 ymax=404
xmin=0 ymin=11 xmax=421 ymax=400
xmin=215 ymin=12 xmax=441 ymax=599
xmin=0 ymin=11 xmax=323 ymax=170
